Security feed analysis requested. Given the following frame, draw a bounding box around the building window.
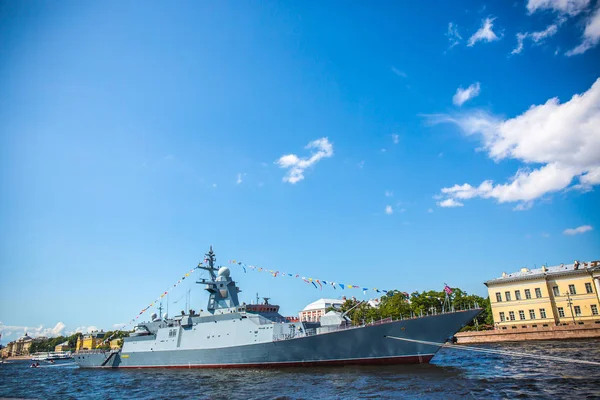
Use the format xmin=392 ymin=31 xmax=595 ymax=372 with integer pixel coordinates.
xmin=535 ymin=288 xmax=542 ymax=298
xmin=529 ymin=309 xmax=536 ymax=319
xmin=496 ymin=292 xmax=502 ymax=302
xmin=574 ymin=306 xmax=581 ymax=316
xmin=558 ymin=307 xmax=565 ymax=318
xmin=509 ymin=311 xmax=515 ymax=321
xmin=499 ymin=312 xmax=506 ymax=322
xmin=585 ymin=283 xmax=593 ymax=294
xmin=592 ymin=305 xmax=598 ymax=316
xmin=518 ymin=310 xmax=525 ymax=320
xmin=515 ymin=290 xmax=522 ymax=300
xmin=540 ymin=308 xmax=547 ymax=319
xmin=552 ymin=286 xmax=560 ymax=296
xmin=569 ymin=285 xmax=576 ymax=295
xmin=505 ymin=291 xmax=512 ymax=301
xmin=524 ymin=289 xmax=531 ymax=299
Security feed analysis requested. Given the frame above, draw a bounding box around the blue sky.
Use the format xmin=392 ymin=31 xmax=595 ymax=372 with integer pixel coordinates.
xmin=1 ymin=0 xmax=599 ymax=339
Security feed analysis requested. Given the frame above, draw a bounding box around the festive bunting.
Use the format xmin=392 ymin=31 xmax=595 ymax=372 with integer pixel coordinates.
xmin=102 ymin=265 xmax=199 ymax=345
xmin=228 ymin=259 xmax=403 ymax=297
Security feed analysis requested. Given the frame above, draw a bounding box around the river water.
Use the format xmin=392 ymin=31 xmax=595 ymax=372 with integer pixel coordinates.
xmin=1 ymin=339 xmax=599 ymax=399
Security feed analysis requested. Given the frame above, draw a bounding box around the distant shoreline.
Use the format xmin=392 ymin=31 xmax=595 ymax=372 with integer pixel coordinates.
xmin=2 ymin=355 xmax=31 ymax=360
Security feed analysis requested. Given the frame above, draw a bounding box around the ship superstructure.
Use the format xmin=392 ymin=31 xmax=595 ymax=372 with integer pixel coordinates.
xmin=75 ymin=247 xmax=481 ymax=368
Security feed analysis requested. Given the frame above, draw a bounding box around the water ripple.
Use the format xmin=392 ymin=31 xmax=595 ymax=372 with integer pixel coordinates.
xmin=1 ymin=339 xmax=599 ymax=399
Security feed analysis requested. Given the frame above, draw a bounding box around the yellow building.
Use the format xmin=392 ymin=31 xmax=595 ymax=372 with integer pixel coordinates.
xmin=76 ymin=331 xmax=106 ymax=351
xmin=109 ymin=339 xmax=122 ymax=350
xmin=2 ymin=334 xmax=44 ymax=357
xmin=485 ymin=260 xmax=600 ymax=330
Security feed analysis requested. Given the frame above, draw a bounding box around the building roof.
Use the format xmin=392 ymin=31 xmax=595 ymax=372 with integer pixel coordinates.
xmin=485 ymin=260 xmax=599 ymax=286
xmin=301 ymin=298 xmax=345 ymax=312
xmin=84 ymin=331 xmax=105 ymax=338
xmin=17 ymin=334 xmax=32 ymax=342
xmin=57 ymin=341 xmax=68 ymax=346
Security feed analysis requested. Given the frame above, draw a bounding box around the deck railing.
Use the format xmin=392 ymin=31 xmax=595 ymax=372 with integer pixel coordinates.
xmin=272 ymin=305 xmax=482 ymax=341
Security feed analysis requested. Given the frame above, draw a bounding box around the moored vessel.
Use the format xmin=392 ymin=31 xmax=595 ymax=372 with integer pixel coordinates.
xmin=31 ymin=351 xmax=73 ymax=362
xmin=75 ymin=247 xmax=481 ymax=368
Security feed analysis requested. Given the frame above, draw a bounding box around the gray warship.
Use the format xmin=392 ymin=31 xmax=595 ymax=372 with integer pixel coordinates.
xmin=75 ymin=247 xmax=481 ymax=368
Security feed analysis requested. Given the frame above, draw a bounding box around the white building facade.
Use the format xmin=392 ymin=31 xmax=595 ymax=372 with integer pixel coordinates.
xmin=299 ymin=298 xmax=345 ymax=322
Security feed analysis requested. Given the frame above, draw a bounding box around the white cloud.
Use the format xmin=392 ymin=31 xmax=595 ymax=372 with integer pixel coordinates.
xmin=513 ymin=201 xmax=534 ymax=211
xmin=357 ymin=161 xmax=364 ymax=169
xmin=212 ymin=183 xmax=217 ymax=188
xmin=453 ymin=82 xmax=481 ymax=106
xmin=275 ymin=138 xmax=333 ymax=184
xmin=530 ymin=23 xmax=560 ymax=42
xmin=400 ymin=208 xmax=407 ymax=213
xmin=447 ymin=22 xmax=462 ymax=49
xmin=427 ymin=78 xmax=600 ymax=208
xmin=0 ymin=321 xmax=66 ymax=339
xmin=385 ymin=205 xmax=393 ymax=214
xmin=512 ymin=23 xmax=560 ymax=55
xmin=566 ymin=6 xmax=600 ymax=56
xmin=468 ymin=17 xmax=500 ymax=46
xmin=391 ymin=134 xmax=400 ymax=144
xmin=437 ymin=198 xmax=464 ymax=207
xmin=391 ymin=67 xmax=407 ymax=78
xmin=385 ymin=190 xmax=394 ymax=197
xmin=512 ymin=33 xmax=527 ymax=54
xmin=427 ymin=208 xmax=434 ymax=213
xmin=527 ymin=0 xmax=590 ymax=16
xmin=563 ymin=225 xmax=593 ymax=235
xmin=541 ymin=232 xmax=551 ymax=238
xmin=236 ymin=173 xmax=246 ymax=184
xmin=74 ymin=326 xmax=99 ymax=334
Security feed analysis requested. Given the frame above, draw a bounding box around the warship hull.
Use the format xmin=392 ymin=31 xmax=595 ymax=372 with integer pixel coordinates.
xmin=75 ymin=309 xmax=480 ymax=368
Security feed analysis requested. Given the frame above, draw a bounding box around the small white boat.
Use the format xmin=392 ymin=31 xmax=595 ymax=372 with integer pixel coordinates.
xmin=31 ymin=351 xmax=73 ymax=361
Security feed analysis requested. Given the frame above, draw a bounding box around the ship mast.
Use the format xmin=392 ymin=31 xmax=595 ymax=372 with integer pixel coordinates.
xmin=195 ymin=245 xmax=241 ymax=313
xmin=197 ymin=245 xmax=218 ymax=279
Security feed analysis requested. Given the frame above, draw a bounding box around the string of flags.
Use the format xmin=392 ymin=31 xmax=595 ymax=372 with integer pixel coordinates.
xmin=102 ymin=257 xmax=451 ymax=344
xmin=102 ymin=265 xmax=200 ymax=344
xmin=228 ymin=259 xmax=409 ymax=298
